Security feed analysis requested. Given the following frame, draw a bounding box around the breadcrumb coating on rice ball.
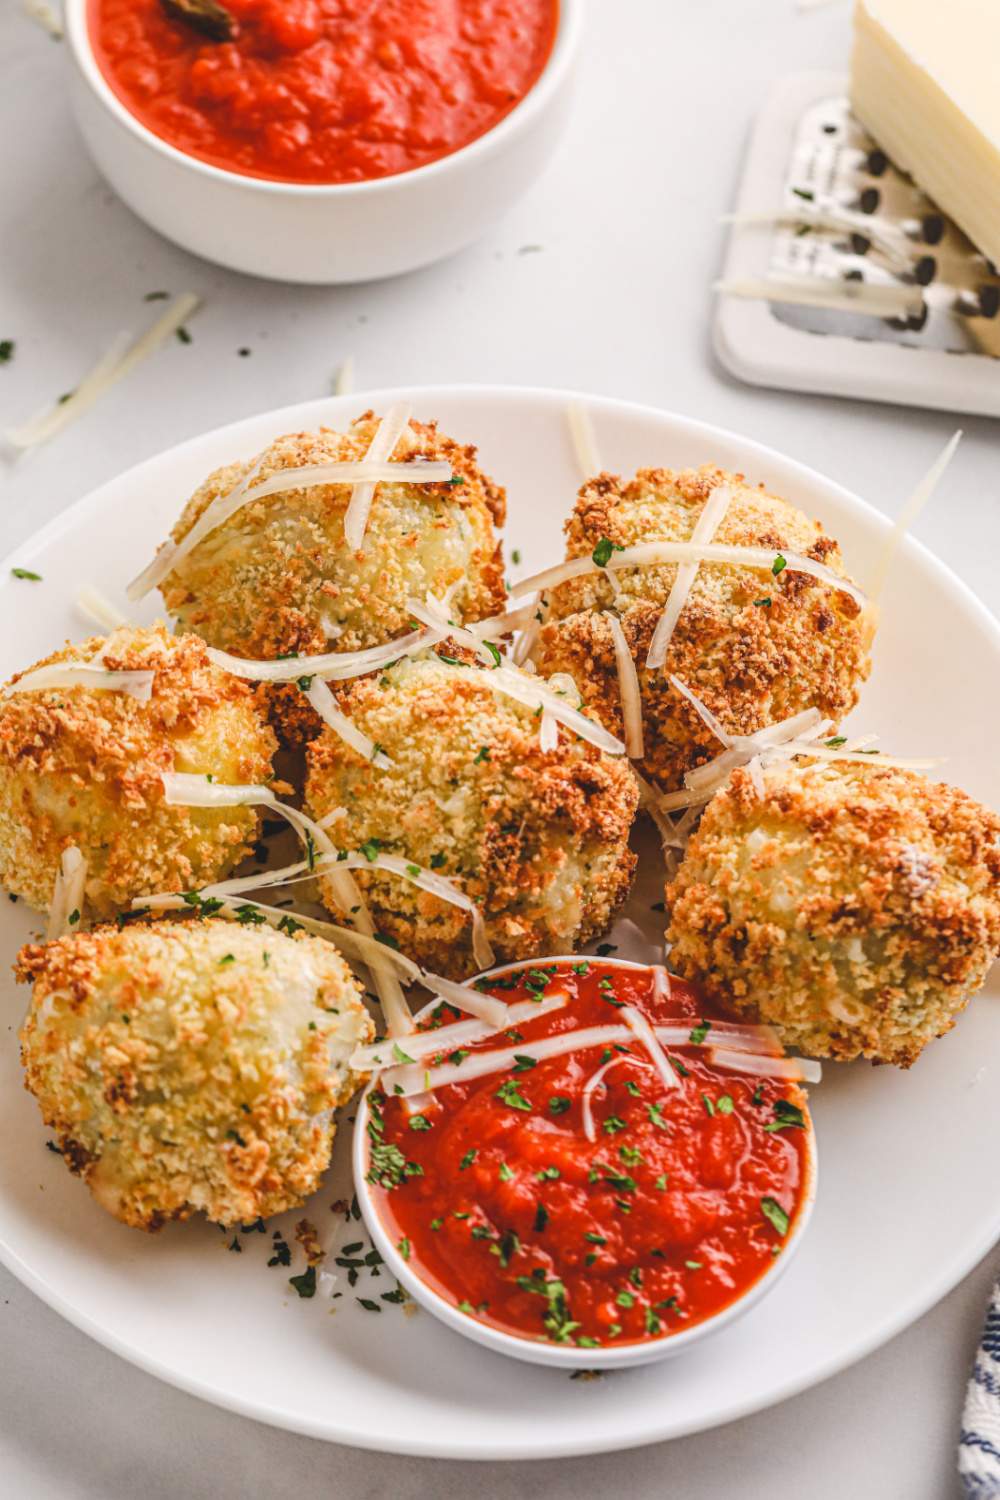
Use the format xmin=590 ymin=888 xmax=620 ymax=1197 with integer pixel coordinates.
xmin=157 ymin=412 xmax=507 ymax=743
xmin=665 ymin=759 xmax=1000 ymax=1067
xmin=532 ymin=465 xmax=872 ymax=793
xmin=18 ymin=918 xmax=373 ymax=1231
xmin=0 ymin=624 xmax=277 ymax=917
xmin=304 ymin=649 xmax=640 ymax=979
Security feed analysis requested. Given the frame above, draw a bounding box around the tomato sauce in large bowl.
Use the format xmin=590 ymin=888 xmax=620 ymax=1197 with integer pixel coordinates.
xmin=88 ymin=0 xmax=560 ymax=185
xmin=365 ymin=960 xmax=813 ymax=1353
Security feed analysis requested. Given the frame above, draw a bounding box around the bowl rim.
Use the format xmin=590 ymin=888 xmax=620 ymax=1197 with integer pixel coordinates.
xmin=353 ymin=955 xmax=819 ymax=1371
xmin=64 ymin=0 xmax=583 ymax=198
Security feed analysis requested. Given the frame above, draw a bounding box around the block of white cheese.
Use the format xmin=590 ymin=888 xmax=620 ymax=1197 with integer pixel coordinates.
xmin=851 ymin=0 xmax=1000 ymax=270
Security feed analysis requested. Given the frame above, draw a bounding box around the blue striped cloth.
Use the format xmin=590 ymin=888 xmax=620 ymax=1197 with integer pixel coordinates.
xmin=961 ymin=1278 xmax=1000 ymax=1496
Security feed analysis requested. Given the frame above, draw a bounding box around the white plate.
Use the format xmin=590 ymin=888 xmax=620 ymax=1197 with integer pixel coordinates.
xmin=0 ymin=385 xmax=997 ymax=1460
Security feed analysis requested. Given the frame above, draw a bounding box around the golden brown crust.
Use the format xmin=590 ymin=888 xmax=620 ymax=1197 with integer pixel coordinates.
xmin=0 ymin=624 xmax=277 ymax=915
xmin=158 ymin=412 xmax=507 ymax=744
xmin=18 ymin=918 xmax=372 ymax=1230
xmin=304 ymin=649 xmax=639 ymax=978
xmin=665 ymin=759 xmax=1000 ymax=1066
xmin=533 ymin=466 xmax=871 ymax=792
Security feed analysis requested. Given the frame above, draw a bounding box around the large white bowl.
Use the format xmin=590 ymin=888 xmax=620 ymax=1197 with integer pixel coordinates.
xmin=354 ymin=957 xmax=818 ymax=1372
xmin=63 ymin=0 xmax=582 ymax=284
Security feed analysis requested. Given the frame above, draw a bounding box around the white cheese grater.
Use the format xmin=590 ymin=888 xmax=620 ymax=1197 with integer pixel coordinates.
xmin=714 ymin=70 xmax=1000 ymax=416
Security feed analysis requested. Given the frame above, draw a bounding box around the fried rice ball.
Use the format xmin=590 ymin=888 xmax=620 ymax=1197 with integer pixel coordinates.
xmin=304 ymin=650 xmax=640 ymax=979
xmin=18 ymin=918 xmax=373 ymax=1231
xmin=532 ymin=465 xmax=872 ymax=793
xmin=0 ymin=624 xmax=277 ymax=917
xmin=157 ymin=411 xmax=507 ymax=742
xmin=665 ymin=759 xmax=1000 ymax=1067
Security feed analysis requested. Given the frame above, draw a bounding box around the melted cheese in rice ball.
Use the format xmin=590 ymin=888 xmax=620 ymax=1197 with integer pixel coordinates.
xmin=304 ymin=650 xmax=639 ymax=979
xmin=0 ymin=624 xmax=277 ymax=917
xmin=18 ymin=919 xmax=373 ymax=1231
xmin=157 ymin=412 xmax=506 ymax=742
xmin=532 ymin=465 xmax=871 ymax=793
xmin=665 ymin=759 xmax=1000 ymax=1067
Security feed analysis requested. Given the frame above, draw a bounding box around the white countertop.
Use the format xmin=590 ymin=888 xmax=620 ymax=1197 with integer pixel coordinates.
xmin=2 ymin=1 xmax=997 ymax=1495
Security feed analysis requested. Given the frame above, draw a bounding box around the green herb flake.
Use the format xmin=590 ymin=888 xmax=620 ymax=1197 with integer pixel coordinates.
xmin=408 ymin=1114 xmax=431 ymax=1132
xmin=498 ymin=1161 xmax=514 ymax=1182
xmin=772 ymin=553 xmax=787 ymax=577
xmin=592 ymin=537 xmax=624 ymax=568
xmin=689 ymin=1020 xmax=711 ymax=1045
xmin=459 ymin=1148 xmax=477 ymax=1170
xmin=761 ymin=1196 xmax=790 ymax=1237
xmin=495 ymin=1078 xmax=531 ymax=1112
xmin=289 ymin=1266 xmax=317 ymax=1298
xmin=717 ymin=1094 xmax=734 ymax=1115
xmin=11 ymin=568 xmax=42 ymax=582
xmin=548 ymin=1095 xmax=571 ymax=1115
xmin=765 ymin=1099 xmax=806 ymax=1133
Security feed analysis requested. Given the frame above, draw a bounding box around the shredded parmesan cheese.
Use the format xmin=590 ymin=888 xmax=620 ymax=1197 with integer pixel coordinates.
xmin=344 ymin=402 xmax=413 ymax=551
xmin=868 ymin=430 xmax=962 ymax=601
xmin=511 ymin=540 xmax=866 ymax=611
xmin=46 ymin=846 xmax=86 ymax=942
xmin=380 ymin=1021 xmax=817 ymax=1097
xmin=334 ymin=357 xmax=354 ymax=396
xmin=603 ymin=612 xmax=644 ymax=758
xmin=539 ymin=709 xmax=559 ymax=752
xmin=581 ymin=1055 xmax=653 ymax=1143
xmin=621 ymin=1005 xmax=680 ymax=1092
xmin=351 ymin=994 xmax=568 ymax=1072
xmin=23 ymin=0 xmax=64 ymax=38
xmin=303 ymin=679 xmax=391 ymax=767
xmin=6 ymin=663 xmax=155 ymax=701
xmin=645 ymin=485 xmax=733 ymax=669
xmin=75 ymin=586 xmax=128 ymax=631
xmin=722 ymin=207 xmax=912 ymax=271
xmin=566 ymin=402 xmax=602 ymax=479
xmin=714 ymin=274 xmax=924 ymax=320
xmin=7 ymin=295 xmax=199 ymax=453
xmin=205 ymin=626 xmax=446 ymax=684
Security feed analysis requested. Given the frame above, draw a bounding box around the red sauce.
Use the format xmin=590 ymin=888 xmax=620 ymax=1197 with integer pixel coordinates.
xmin=367 ymin=962 xmax=812 ymax=1351
xmin=89 ymin=0 xmax=560 ymax=185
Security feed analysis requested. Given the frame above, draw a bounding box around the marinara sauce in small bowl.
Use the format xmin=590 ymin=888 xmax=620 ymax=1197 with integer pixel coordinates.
xmin=354 ymin=956 xmax=818 ymax=1369
xmin=63 ymin=0 xmax=581 ymax=282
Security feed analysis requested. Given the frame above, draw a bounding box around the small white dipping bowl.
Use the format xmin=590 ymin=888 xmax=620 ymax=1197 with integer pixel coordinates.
xmin=354 ymin=955 xmax=818 ymax=1371
xmin=63 ymin=0 xmax=582 ymax=284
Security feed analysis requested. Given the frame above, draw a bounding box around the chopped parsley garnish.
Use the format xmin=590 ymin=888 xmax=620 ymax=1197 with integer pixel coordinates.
xmin=765 ymin=1099 xmax=806 ymax=1133
xmin=584 ymin=1232 xmax=606 ymax=1245
xmin=482 ymin=641 xmax=502 ymax=668
xmin=791 ymin=186 xmax=815 ymax=201
xmin=474 ymin=745 xmax=491 ymax=764
xmin=511 ymin=549 xmax=522 ymax=565
xmin=753 ymin=596 xmax=772 ymax=608
xmin=536 ymin=1166 xmax=560 ymax=1181
xmin=430 ymin=1217 xmax=443 ymax=1231
xmin=534 ymin=1203 xmax=549 ymax=1232
xmin=689 ymin=1020 xmax=711 ymax=1045
xmin=218 ymin=953 xmax=235 ymax=966
xmin=624 ymin=1080 xmax=641 ymax=1097
xmin=685 ymin=1260 xmax=702 ymax=1270
xmin=429 ymin=852 xmax=447 ymax=869
xmin=495 ymin=1078 xmax=531 ymax=1112
xmin=615 ymin=1290 xmax=635 ymax=1308
xmin=592 ymin=537 xmax=625 ymax=568
xmin=392 ymin=1042 xmax=415 ymax=1064
xmin=761 ymin=1196 xmax=790 ymax=1237
xmin=772 ymin=553 xmax=787 ymax=577
xmin=268 ymin=1238 xmax=291 ymax=1267
xmin=595 ymin=943 xmax=617 ymax=957
xmin=366 ymin=1141 xmax=421 ymax=1190
xmin=512 ymin=1053 xmax=538 ymax=1073
xmin=619 ymin=1144 xmax=643 ymax=1165
xmin=448 ymin=1048 xmax=469 ymax=1066
xmin=357 ymin=1298 xmax=381 ymax=1313
xmin=289 ymin=1266 xmax=316 ymax=1298
xmin=359 ymin=838 xmax=382 ymax=862
xmin=277 ymin=914 xmax=304 ymax=936
xmin=181 ymin=890 xmax=224 ymax=917
xmin=408 ymin=1114 xmax=431 ymax=1131
xmin=11 ymin=567 xmax=42 ymax=581
xmin=602 ymin=1115 xmax=627 ymax=1135
xmin=548 ymin=1095 xmax=571 ymax=1115
xmin=405 ymin=862 xmax=420 ymax=878
xmin=701 ymin=1094 xmax=715 ymax=1117
xmin=176 ymin=325 xmax=193 ymax=345
xmin=515 ymin=1270 xmax=579 ymax=1343
xmin=717 ymin=1094 xmax=734 ymax=1115
xmin=825 ymin=735 xmax=847 ymax=748
xmin=644 ymin=1309 xmax=662 ymax=1335
xmin=498 ymin=1161 xmax=514 ymax=1182
xmin=647 ymin=1102 xmax=668 ymax=1129
xmin=459 ymin=1148 xmax=477 ymax=1170
xmin=654 ymin=1174 xmax=668 ymax=1191
xmin=0 ymin=340 xmax=15 ymax=363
